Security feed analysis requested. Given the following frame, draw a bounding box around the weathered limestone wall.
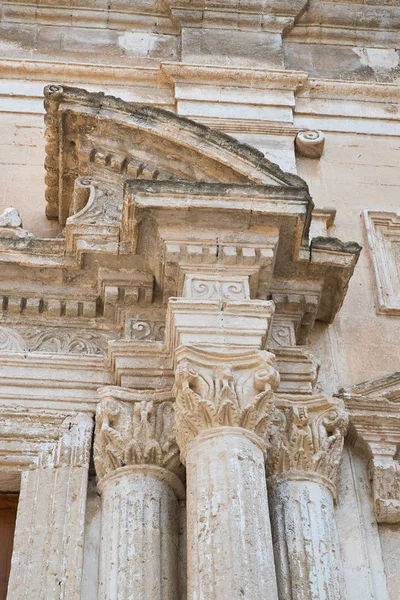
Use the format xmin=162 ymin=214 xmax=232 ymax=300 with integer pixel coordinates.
xmin=298 ymin=133 xmax=400 ymax=386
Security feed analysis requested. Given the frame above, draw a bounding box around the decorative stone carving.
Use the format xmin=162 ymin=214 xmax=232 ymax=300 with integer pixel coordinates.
xmin=267 ymin=396 xmax=348 ymax=600
xmin=174 ymin=347 xmax=280 ymax=458
xmin=94 ymin=387 xmax=180 ymax=480
xmin=370 ymin=460 xmax=400 ymax=524
xmin=0 ymin=327 xmax=28 ymax=352
xmin=130 ymin=319 xmax=166 ymax=342
xmin=340 ymin=372 xmax=400 ymax=523
xmin=67 ymin=177 xmax=123 ymax=226
xmin=94 ymin=387 xmax=183 ymax=600
xmin=267 ymin=396 xmax=348 ymax=493
xmin=295 ymin=130 xmax=325 ymax=158
xmin=364 ymin=211 xmax=400 ymax=315
xmin=0 ymin=326 xmax=108 ymax=355
xmin=0 ymin=207 xmax=22 ymax=228
xmin=183 ymin=274 xmax=250 ymax=301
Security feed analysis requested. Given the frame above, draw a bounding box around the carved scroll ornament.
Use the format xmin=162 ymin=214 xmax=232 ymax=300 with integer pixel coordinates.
xmin=94 ymin=388 xmax=180 ymax=480
xmin=174 ymin=349 xmax=280 ymax=458
xmin=267 ymin=397 xmax=348 ymax=494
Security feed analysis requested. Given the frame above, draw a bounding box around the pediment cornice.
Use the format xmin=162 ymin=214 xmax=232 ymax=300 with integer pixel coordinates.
xmin=44 ymin=84 xmax=307 ymax=224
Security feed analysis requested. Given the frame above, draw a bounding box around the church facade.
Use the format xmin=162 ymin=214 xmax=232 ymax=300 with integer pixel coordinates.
xmin=0 ymin=1 xmax=399 ymax=599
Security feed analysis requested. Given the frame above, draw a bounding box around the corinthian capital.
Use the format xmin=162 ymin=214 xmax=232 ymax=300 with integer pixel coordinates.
xmin=174 ymin=346 xmax=280 ymax=459
xmin=94 ymin=387 xmax=180 ymax=480
xmin=267 ymin=396 xmax=348 ymax=494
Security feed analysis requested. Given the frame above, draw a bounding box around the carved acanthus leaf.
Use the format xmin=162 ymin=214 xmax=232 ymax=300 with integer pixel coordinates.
xmin=267 ymin=397 xmax=348 ymax=489
xmin=94 ymin=388 xmax=180 ymax=480
xmin=174 ymin=349 xmax=280 ymax=457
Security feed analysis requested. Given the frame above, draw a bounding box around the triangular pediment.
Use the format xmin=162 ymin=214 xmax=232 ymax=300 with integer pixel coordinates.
xmin=44 ymin=84 xmax=307 ymax=223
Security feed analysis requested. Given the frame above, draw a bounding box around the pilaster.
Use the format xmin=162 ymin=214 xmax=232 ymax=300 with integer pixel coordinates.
xmin=7 ymin=413 xmax=93 ymax=600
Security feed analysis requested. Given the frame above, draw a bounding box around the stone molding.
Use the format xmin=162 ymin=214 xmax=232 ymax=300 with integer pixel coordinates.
xmin=94 ymin=386 xmax=180 ymax=480
xmin=340 ymin=372 xmax=400 ymax=523
xmin=165 ymin=0 xmax=309 ymax=31
xmin=0 ymin=406 xmax=93 ymax=472
xmin=173 ymin=345 xmax=280 ymax=459
xmin=288 ymin=0 xmax=400 ymax=47
xmin=364 ymin=210 xmax=400 ymax=315
xmin=267 ymin=395 xmax=348 ymax=497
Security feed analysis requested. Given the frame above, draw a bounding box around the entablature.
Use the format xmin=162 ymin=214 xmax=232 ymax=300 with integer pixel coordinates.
xmin=0 ymin=86 xmax=360 ymax=384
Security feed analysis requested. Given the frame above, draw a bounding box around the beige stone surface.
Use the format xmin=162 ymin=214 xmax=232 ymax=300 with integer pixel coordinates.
xmin=185 ymin=428 xmax=278 ymax=600
xmin=0 ymin=2 xmax=399 ymax=598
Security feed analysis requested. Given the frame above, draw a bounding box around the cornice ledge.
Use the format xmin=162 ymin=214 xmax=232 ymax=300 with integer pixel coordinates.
xmin=160 ymin=62 xmax=309 ymax=91
xmin=0 ymin=58 xmax=161 ymax=85
xmin=298 ymin=78 xmax=400 ymax=104
xmin=164 ymin=0 xmax=309 ymax=31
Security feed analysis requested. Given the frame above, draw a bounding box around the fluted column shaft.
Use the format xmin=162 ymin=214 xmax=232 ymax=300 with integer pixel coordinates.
xmin=174 ymin=346 xmax=280 ymax=600
xmin=94 ymin=387 xmax=183 ymax=600
xmin=98 ymin=465 xmax=183 ymax=600
xmin=267 ymin=399 xmax=348 ymax=600
xmin=269 ymin=474 xmax=343 ymax=600
xmin=186 ymin=427 xmax=277 ymax=600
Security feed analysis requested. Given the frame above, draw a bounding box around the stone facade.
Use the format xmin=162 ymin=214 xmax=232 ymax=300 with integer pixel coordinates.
xmin=0 ymin=1 xmax=399 ymax=599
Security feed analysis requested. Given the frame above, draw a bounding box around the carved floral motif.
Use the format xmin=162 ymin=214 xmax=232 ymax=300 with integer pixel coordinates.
xmin=94 ymin=388 xmax=180 ymax=480
xmin=267 ymin=397 xmax=348 ymax=489
xmin=0 ymin=326 xmax=108 ymax=355
xmin=174 ymin=349 xmax=280 ymax=456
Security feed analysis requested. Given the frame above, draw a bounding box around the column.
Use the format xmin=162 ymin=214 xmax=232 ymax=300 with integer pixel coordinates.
xmin=174 ymin=345 xmax=280 ymax=600
xmin=8 ymin=413 xmax=93 ymax=600
xmin=94 ymin=387 xmax=184 ymax=600
xmin=267 ymin=398 xmax=348 ymax=600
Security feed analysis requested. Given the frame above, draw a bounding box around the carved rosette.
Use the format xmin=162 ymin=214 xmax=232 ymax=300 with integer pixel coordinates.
xmin=267 ymin=396 xmax=348 ymax=496
xmin=94 ymin=387 xmax=180 ymax=481
xmin=173 ymin=347 xmax=280 ymax=459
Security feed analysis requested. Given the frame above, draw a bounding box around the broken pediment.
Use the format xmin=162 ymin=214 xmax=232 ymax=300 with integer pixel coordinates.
xmin=44 ymin=84 xmax=306 ymax=224
xmin=0 ymin=85 xmax=361 ymax=354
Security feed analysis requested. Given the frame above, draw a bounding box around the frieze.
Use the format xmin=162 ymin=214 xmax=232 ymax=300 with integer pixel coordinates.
xmin=0 ymin=326 xmax=108 ymax=356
